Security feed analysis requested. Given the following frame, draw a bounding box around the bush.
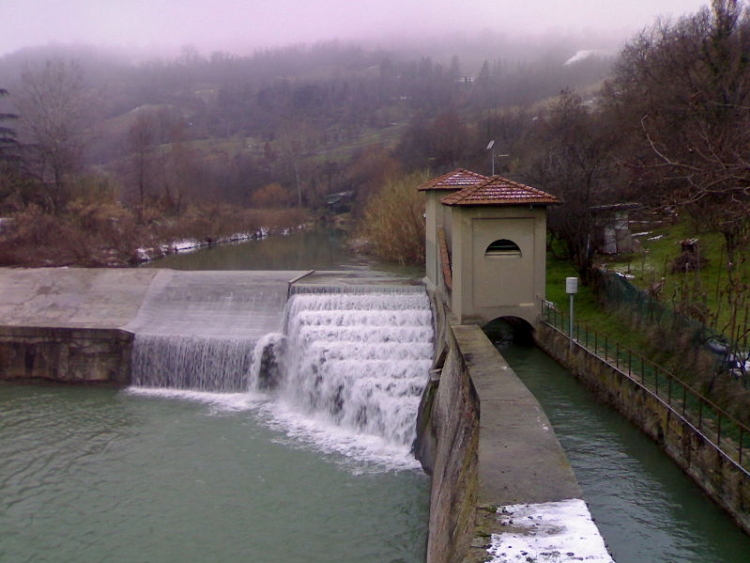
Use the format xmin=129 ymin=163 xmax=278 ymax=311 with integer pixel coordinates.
xmin=358 ymin=171 xmax=427 ymax=266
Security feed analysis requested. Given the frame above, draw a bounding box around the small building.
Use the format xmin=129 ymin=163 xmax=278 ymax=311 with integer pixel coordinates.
xmin=592 ymin=203 xmax=640 ymax=255
xmin=420 ymin=171 xmax=559 ymax=327
xmin=418 ymin=169 xmax=489 ymax=285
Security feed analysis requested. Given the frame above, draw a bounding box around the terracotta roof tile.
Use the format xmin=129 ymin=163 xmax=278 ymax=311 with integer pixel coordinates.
xmin=440 ymin=175 xmax=560 ymax=206
xmin=417 ymin=168 xmax=489 ymax=191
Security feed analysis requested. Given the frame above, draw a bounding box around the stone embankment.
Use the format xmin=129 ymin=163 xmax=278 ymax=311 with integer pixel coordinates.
xmin=536 ymin=321 xmax=750 ymax=537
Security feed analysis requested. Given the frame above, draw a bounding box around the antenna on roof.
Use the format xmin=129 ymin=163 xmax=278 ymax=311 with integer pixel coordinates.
xmin=486 ymin=140 xmax=495 ymax=175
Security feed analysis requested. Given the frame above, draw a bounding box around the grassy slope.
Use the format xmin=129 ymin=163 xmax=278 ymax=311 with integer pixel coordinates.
xmin=546 ymin=218 xmax=750 ymax=356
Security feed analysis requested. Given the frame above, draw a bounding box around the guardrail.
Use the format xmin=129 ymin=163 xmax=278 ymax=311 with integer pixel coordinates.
xmin=542 ymin=302 xmax=750 ymax=478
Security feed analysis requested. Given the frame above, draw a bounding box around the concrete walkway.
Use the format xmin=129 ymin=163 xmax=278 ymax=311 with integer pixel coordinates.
xmin=452 ymin=325 xmax=613 ymax=563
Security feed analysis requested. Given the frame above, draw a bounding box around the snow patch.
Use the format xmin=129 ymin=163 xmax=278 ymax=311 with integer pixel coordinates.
xmin=564 ymin=50 xmax=597 ymax=65
xmin=488 ymin=499 xmax=614 ymax=563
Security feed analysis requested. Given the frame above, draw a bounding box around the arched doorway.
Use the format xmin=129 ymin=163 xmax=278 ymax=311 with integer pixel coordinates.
xmin=482 ymin=316 xmax=535 ymax=347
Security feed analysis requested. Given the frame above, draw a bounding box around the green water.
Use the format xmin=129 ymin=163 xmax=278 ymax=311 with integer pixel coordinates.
xmin=501 ymin=344 xmax=750 ymax=563
xmin=0 ymin=385 xmax=429 ymax=563
xmin=149 ymin=229 xmax=364 ymax=271
xmin=147 ymin=229 xmax=425 ymax=278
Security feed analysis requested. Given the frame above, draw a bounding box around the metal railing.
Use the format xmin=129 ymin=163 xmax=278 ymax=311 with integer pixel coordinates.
xmin=542 ymin=302 xmax=750 ymax=477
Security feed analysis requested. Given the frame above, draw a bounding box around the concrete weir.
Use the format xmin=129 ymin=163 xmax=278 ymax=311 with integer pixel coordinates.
xmin=0 ymin=268 xmax=309 ymax=383
xmin=0 ymin=267 xmax=422 ymax=384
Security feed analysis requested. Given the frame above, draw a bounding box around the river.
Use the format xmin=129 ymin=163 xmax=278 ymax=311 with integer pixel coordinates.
xmin=1 ymin=229 xmax=430 ymax=563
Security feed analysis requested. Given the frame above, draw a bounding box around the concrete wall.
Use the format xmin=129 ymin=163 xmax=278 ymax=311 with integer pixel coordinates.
xmin=415 ymin=320 xmax=480 ymax=563
xmin=0 ymin=327 xmax=133 ymax=384
xmin=536 ymin=322 xmax=750 ymax=536
xmin=415 ymin=291 xmax=583 ymax=563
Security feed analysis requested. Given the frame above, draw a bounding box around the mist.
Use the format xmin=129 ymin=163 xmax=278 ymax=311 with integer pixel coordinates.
xmin=1 ymin=0 xmax=709 ymax=59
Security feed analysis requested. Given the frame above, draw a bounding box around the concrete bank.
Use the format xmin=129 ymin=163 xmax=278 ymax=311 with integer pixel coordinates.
xmin=415 ymin=300 xmax=612 ymax=562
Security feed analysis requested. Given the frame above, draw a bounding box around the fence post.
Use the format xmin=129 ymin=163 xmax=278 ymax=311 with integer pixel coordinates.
xmin=668 ymin=375 xmax=672 ymax=408
xmin=682 ymin=385 xmax=687 ymax=417
xmin=717 ymin=414 xmax=722 ymax=448
xmin=740 ymin=428 xmax=744 ymax=467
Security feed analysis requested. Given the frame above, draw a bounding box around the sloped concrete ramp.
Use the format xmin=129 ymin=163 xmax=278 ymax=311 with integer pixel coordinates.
xmin=0 ymin=267 xmax=160 ymax=329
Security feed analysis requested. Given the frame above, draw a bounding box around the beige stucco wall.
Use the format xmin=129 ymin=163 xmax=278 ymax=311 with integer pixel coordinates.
xmin=449 ymin=206 xmax=548 ymax=326
xmin=425 ymin=192 xmax=440 ymax=285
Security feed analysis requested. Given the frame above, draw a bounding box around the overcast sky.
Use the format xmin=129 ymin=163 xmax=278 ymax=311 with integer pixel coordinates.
xmin=1 ymin=0 xmax=710 ymax=57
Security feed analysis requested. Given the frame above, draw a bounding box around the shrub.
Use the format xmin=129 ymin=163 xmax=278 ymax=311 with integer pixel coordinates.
xmin=358 ymin=171 xmax=427 ymax=266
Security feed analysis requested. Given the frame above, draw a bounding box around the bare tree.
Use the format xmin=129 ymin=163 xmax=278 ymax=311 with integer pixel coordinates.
xmin=605 ymin=0 xmax=750 ymax=275
xmin=0 ymin=88 xmax=18 ymax=164
xmin=15 ymin=59 xmax=92 ymax=213
xmin=521 ymin=89 xmax=620 ymax=281
xmin=127 ymin=111 xmax=157 ymax=210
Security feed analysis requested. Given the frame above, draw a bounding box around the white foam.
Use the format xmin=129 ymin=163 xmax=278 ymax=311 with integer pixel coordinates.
xmin=259 ymin=398 xmax=423 ymax=472
xmin=125 ymin=387 xmax=263 ymax=412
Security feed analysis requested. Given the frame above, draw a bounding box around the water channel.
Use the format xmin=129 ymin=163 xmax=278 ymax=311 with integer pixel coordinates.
xmin=3 ymin=229 xmax=750 ymax=562
xmin=498 ymin=343 xmax=750 ymax=563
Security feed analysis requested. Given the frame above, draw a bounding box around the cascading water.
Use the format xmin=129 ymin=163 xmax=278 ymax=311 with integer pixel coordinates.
xmin=256 ymin=285 xmax=434 ymax=449
xmin=127 ymin=271 xmax=434 ymax=465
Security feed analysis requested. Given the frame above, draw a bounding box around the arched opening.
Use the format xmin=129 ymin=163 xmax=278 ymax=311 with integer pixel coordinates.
xmin=484 ymin=239 xmax=521 ymax=257
xmin=482 ymin=316 xmax=535 ymax=347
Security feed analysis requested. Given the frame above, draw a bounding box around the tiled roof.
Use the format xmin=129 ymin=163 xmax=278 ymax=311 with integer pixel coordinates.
xmin=417 ymin=168 xmax=489 ymax=191
xmin=440 ymin=175 xmax=560 ymax=206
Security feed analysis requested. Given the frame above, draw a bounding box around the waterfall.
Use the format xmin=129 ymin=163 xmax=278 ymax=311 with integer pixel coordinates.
xmin=128 ymin=272 xmax=434 ymax=458
xmin=255 ymin=285 xmax=434 ymax=448
xmin=127 ymin=270 xmax=291 ymax=391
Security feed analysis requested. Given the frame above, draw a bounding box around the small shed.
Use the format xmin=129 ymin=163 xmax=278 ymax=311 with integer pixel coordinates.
xmin=592 ymin=203 xmax=640 ymax=255
xmin=417 ymin=169 xmax=488 ymax=285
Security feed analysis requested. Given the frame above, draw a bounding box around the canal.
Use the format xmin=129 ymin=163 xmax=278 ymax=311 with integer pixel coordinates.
xmin=499 ymin=342 xmax=750 ymax=563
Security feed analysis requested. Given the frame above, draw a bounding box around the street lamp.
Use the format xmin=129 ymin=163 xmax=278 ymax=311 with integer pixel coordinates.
xmin=486 ymin=140 xmax=495 ymax=175
xmin=566 ymin=277 xmax=578 ymax=352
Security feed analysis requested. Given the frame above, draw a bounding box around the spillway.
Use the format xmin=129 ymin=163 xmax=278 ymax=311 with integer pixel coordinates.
xmin=127 ymin=270 xmax=294 ymax=391
xmin=127 ymin=273 xmax=434 ymax=453
xmin=256 ymin=285 xmax=434 ymax=447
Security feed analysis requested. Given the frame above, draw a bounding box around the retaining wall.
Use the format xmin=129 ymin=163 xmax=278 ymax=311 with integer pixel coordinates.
xmin=0 ymin=326 xmax=133 ymax=384
xmin=536 ymin=322 xmax=750 ymax=535
xmin=415 ymin=293 xmax=583 ymax=563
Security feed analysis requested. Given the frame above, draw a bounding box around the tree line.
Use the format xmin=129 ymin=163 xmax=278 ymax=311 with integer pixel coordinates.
xmin=1 ymin=1 xmax=748 ymax=292
xmin=0 ymin=32 xmax=610 ymax=218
